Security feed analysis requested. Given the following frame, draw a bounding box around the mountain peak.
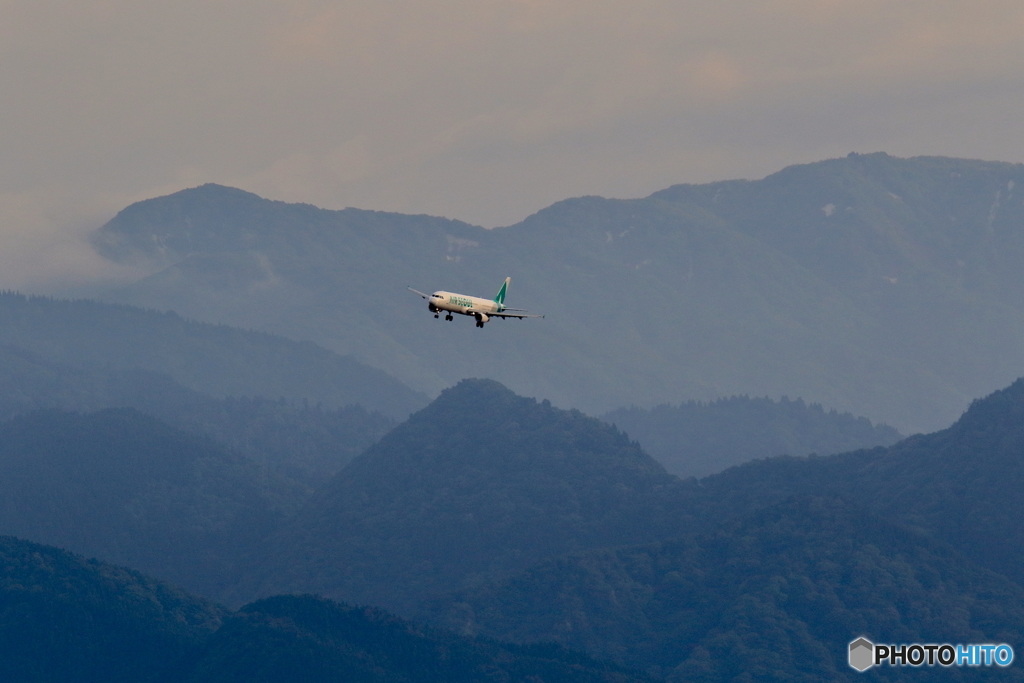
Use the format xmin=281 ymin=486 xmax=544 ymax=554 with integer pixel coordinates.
xmin=91 ymin=184 xmax=288 ymax=266
xmin=343 ymin=378 xmax=667 ymax=482
xmin=953 ymin=376 xmax=1024 ymax=437
xmin=234 ymin=380 xmax=687 ymax=612
xmin=431 ymin=377 xmax=524 ymax=407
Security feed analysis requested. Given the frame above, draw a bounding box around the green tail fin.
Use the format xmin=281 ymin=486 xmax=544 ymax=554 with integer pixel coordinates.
xmin=494 ymin=277 xmax=511 ymax=305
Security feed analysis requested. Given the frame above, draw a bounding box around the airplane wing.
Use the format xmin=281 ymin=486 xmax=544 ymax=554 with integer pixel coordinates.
xmin=491 ymin=312 xmax=545 ymax=319
xmin=408 ymin=287 xmax=431 ymax=299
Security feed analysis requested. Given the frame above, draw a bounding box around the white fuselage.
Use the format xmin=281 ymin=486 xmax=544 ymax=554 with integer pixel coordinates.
xmin=428 ymin=291 xmax=503 ymax=319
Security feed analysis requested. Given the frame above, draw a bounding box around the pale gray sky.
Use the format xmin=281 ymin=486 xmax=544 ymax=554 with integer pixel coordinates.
xmin=2 ymin=0 xmax=1024 ymax=287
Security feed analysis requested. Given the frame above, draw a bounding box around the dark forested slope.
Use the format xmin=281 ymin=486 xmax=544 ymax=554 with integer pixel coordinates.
xmin=187 ymin=594 xmax=651 ymax=683
xmin=0 ymin=536 xmax=649 ymax=683
xmin=413 ymin=378 xmax=1024 ymax=679
xmin=687 ymin=377 xmax=1024 ymax=588
xmin=0 ymin=536 xmax=225 ymax=683
xmin=603 ymin=395 xmax=901 ymax=478
xmin=232 ymin=378 xmax=694 ymax=613
xmin=428 ymin=497 xmax=1024 ymax=682
xmin=232 ymin=376 xmax=1024 ymax=617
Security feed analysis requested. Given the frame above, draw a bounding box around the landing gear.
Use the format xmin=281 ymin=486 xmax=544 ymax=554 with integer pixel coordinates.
xmin=434 ymin=313 xmax=439 ymax=318
xmin=476 ymin=321 xmax=484 ymax=328
xmin=445 ymin=314 xmax=453 ymax=321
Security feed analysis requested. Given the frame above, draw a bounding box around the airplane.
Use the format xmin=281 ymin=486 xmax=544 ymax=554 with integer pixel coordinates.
xmin=408 ymin=277 xmax=544 ymax=328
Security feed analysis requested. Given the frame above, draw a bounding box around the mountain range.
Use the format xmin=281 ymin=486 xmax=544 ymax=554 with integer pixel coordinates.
xmin=88 ymin=153 xmax=1024 ymax=433
xmin=4 ymin=152 xmax=1024 ymax=680
xmin=418 ymin=379 xmax=1024 ymax=678
xmin=6 ymin=374 xmax=1024 ymax=680
xmin=2 ymin=367 xmax=1024 ymax=679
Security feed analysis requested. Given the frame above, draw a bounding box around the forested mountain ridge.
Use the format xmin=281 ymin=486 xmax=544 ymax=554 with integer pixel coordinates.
xmin=3 ymin=374 xmax=1024 ymax=680
xmin=686 ymin=377 xmax=1024 ymax=588
xmin=412 ymin=377 xmax=1024 ymax=679
xmin=427 ymin=496 xmax=1024 ymax=681
xmin=603 ymin=395 xmax=901 ymax=478
xmin=0 ymin=536 xmax=650 ymax=683
xmin=188 ymin=594 xmax=653 ymax=683
xmin=0 ymin=535 xmax=225 ymax=683
xmin=91 ymin=154 xmax=1024 ymax=432
xmin=229 ymin=378 xmax=695 ymax=613
xmin=0 ymin=291 xmax=427 ymax=419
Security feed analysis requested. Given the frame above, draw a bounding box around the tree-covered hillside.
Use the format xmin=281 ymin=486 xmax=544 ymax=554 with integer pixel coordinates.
xmin=3 ymin=376 xmax=1024 ymax=681
xmin=428 ymin=497 xmax=1024 ymax=681
xmin=413 ymin=377 xmax=1024 ymax=679
xmin=683 ymin=377 xmax=1024 ymax=589
xmin=231 ymin=378 xmax=693 ymax=613
xmin=90 ymin=155 xmax=1024 ymax=432
xmin=187 ymin=595 xmax=651 ymax=683
xmin=0 ymin=536 xmax=649 ymax=683
xmin=603 ymin=395 xmax=901 ymax=478
xmin=0 ymin=536 xmax=224 ymax=683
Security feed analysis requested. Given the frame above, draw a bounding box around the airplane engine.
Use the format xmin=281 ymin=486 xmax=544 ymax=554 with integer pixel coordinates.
xmin=428 ymin=302 xmax=438 ymax=312
xmin=475 ymin=313 xmax=489 ymax=323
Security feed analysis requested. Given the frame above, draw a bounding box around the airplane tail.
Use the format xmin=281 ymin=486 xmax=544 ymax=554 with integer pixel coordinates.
xmin=493 ymin=277 xmax=511 ymax=305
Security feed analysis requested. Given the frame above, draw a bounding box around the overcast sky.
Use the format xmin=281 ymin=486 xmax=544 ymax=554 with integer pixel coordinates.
xmin=2 ymin=0 xmax=1024 ymax=287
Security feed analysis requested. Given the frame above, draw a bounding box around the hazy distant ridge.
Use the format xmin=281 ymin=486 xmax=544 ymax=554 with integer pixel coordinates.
xmin=603 ymin=395 xmax=902 ymax=478
xmin=92 ymin=154 xmax=1024 ymax=432
xmin=0 ymin=291 xmax=427 ymax=419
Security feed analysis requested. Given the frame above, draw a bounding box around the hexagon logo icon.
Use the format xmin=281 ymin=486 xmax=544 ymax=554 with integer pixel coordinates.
xmin=849 ymin=637 xmax=874 ymax=671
